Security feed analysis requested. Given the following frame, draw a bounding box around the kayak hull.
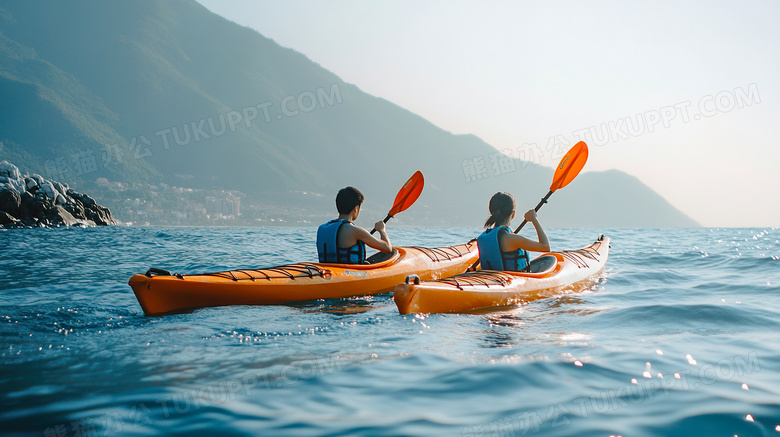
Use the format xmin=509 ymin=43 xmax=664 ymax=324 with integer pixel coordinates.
xmin=129 ymin=243 xmax=477 ymax=315
xmin=393 ymin=237 xmax=610 ymax=315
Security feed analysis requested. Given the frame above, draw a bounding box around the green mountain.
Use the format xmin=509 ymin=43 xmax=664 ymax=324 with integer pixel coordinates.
xmin=0 ymin=0 xmax=698 ymax=227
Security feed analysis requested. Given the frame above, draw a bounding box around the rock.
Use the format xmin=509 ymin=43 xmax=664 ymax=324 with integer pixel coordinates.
xmin=63 ymin=201 xmax=86 ymax=219
xmin=11 ymin=179 xmax=24 ymax=194
xmin=0 ymin=161 xmax=21 ymax=179
xmin=85 ymin=204 xmax=115 ymax=226
xmin=1 ymin=161 xmax=116 ymax=228
xmin=68 ymin=189 xmax=97 ymax=206
xmin=0 ymin=169 xmax=25 ymax=194
xmin=0 ymin=211 xmax=21 ymax=226
xmin=44 ymin=205 xmax=81 ymax=227
xmin=0 ymin=189 xmax=22 ymax=217
xmin=41 ymin=181 xmax=57 ymax=200
xmin=19 ymin=193 xmax=53 ymax=222
xmin=52 ymin=181 xmax=69 ymax=199
xmin=25 ymin=176 xmax=38 ymax=191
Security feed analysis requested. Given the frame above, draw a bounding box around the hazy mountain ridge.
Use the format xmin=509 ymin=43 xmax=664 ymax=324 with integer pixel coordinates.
xmin=0 ymin=0 xmax=699 ymax=227
xmin=0 ymin=12 xmax=159 ymax=185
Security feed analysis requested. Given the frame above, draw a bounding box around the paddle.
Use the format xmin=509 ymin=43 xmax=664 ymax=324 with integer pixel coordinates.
xmin=513 ymin=140 xmax=589 ymax=233
xmin=370 ymin=170 xmax=425 ymax=235
xmin=469 ymin=141 xmax=589 ymax=270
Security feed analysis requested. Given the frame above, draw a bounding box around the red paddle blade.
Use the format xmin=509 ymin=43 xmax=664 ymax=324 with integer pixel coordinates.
xmin=388 ymin=171 xmax=424 ymax=216
xmin=550 ymin=141 xmax=588 ymax=192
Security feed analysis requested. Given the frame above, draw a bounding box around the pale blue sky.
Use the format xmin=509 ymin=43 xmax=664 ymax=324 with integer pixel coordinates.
xmin=197 ymin=0 xmax=779 ymax=227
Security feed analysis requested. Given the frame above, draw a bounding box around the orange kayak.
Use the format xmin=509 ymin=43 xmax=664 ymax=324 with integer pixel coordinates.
xmin=130 ymin=243 xmax=477 ymax=315
xmin=393 ymin=236 xmax=610 ymax=314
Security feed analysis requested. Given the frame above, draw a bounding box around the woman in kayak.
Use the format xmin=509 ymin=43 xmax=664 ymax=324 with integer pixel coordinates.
xmin=317 ymin=186 xmax=393 ymax=264
xmin=477 ymin=192 xmax=550 ymax=271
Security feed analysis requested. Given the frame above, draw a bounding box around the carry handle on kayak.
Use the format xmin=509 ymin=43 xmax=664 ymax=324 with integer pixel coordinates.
xmin=145 ymin=268 xmax=184 ymax=279
xmin=145 ymin=268 xmax=172 ymax=277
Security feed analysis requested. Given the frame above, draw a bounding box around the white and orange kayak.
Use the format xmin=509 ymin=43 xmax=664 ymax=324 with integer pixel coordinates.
xmin=393 ymin=236 xmax=610 ymax=314
xmin=130 ymin=243 xmax=478 ymax=315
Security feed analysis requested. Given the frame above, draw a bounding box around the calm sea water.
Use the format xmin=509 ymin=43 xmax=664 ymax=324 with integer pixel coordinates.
xmin=1 ymin=226 xmax=779 ymax=437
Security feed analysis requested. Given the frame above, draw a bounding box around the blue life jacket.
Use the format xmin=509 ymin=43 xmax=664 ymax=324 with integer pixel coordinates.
xmin=477 ymin=225 xmax=528 ymax=271
xmin=317 ymin=219 xmax=366 ymax=264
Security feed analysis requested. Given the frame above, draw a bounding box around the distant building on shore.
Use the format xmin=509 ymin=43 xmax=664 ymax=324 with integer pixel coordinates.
xmin=205 ymin=192 xmax=240 ymax=219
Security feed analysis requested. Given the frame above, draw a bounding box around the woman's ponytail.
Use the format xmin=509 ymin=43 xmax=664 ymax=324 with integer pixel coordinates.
xmin=483 ymin=209 xmax=502 ymax=228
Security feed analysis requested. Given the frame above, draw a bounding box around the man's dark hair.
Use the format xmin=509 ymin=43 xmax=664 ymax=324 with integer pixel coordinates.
xmin=336 ymin=186 xmax=364 ymax=214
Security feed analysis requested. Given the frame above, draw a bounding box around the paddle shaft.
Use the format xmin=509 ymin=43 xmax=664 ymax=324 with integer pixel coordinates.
xmin=513 ymin=190 xmax=554 ymax=234
xmin=369 ymin=214 xmax=393 ymax=235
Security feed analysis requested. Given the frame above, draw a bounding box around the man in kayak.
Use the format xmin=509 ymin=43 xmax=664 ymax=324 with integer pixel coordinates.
xmin=477 ymin=192 xmax=550 ymax=271
xmin=317 ymin=186 xmax=393 ymax=264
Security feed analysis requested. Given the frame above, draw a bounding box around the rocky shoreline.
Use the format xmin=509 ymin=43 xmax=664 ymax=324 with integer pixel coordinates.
xmin=0 ymin=161 xmax=115 ymax=228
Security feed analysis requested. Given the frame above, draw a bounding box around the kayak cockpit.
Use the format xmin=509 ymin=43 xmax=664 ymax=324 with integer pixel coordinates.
xmin=366 ymin=249 xmax=400 ymax=264
xmin=527 ymin=255 xmax=557 ymax=274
